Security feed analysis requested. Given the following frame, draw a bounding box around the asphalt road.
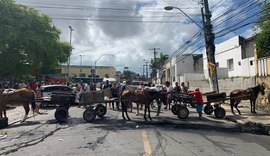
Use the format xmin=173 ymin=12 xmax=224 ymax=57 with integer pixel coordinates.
xmin=1 ymin=105 xmax=270 ymax=156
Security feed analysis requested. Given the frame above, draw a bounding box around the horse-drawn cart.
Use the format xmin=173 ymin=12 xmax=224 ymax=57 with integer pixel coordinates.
xmin=79 ymin=90 xmax=109 ymax=123
xmin=202 ymin=92 xmax=227 ymax=119
xmin=170 ymin=91 xmax=227 ymax=119
xmin=50 ymin=91 xmax=76 ymax=122
xmin=170 ymin=92 xmax=196 ymax=119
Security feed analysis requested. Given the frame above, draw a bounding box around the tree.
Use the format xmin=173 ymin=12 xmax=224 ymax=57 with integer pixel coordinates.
xmin=0 ymin=0 xmax=71 ymax=79
xmin=149 ymin=53 xmax=169 ymax=82
xmin=254 ymin=1 xmax=270 ymax=58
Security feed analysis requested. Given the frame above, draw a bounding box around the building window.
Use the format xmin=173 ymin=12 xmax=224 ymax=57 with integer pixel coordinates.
xmin=227 ymin=59 xmax=234 ymax=71
xmin=250 ymin=60 xmax=253 ymax=66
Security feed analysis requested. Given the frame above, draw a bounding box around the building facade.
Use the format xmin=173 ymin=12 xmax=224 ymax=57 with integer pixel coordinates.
xmin=162 ymin=54 xmax=204 ymax=86
xmin=203 ymin=35 xmax=256 ymax=79
xmin=60 ymin=65 xmax=116 ymax=79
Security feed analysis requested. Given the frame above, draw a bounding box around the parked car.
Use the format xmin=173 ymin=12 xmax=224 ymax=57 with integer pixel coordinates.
xmin=38 ymin=85 xmax=78 ymax=107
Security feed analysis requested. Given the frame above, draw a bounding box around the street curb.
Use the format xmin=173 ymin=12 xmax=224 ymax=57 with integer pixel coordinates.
xmin=225 ymin=116 xmax=270 ymax=135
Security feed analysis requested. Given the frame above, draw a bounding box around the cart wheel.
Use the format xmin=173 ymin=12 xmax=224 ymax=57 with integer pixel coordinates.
xmin=214 ymin=107 xmax=226 ymax=119
xmin=204 ymin=105 xmax=214 ymax=115
xmin=171 ymin=105 xmax=179 ymax=115
xmin=0 ymin=117 xmax=8 ymax=129
xmin=54 ymin=107 xmax=68 ymax=123
xmin=177 ymin=107 xmax=189 ymax=119
xmin=83 ymin=108 xmax=96 ymax=123
xmin=95 ymin=104 xmax=107 ymax=118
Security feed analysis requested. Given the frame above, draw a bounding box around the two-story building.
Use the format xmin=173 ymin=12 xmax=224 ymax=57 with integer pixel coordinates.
xmin=203 ymin=35 xmax=256 ymax=79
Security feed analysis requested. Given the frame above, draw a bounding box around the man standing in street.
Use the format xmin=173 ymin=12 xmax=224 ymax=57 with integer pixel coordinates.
xmin=188 ymin=88 xmax=203 ymax=119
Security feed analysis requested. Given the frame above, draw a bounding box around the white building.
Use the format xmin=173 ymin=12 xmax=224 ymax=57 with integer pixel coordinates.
xmin=163 ymin=54 xmax=204 ymax=86
xmin=203 ymin=35 xmax=256 ymax=79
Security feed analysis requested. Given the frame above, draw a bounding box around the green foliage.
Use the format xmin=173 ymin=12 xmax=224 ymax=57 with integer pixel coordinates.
xmin=255 ymin=0 xmax=270 ymax=58
xmin=149 ymin=53 xmax=169 ymax=79
xmin=0 ymin=0 xmax=71 ymax=78
xmin=123 ymin=69 xmax=139 ymax=82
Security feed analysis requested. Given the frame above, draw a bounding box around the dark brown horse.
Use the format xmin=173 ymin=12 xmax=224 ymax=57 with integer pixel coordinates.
xmin=121 ymin=88 xmax=165 ymax=121
xmin=0 ymin=88 xmax=36 ymax=122
xmin=230 ymin=83 xmax=265 ymax=115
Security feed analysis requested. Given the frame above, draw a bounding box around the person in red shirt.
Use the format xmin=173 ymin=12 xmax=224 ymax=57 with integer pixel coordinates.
xmin=188 ymin=88 xmax=203 ymax=119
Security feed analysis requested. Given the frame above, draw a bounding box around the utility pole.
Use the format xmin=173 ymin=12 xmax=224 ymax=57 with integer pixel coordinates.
xmin=67 ymin=26 xmax=73 ymax=79
xmin=143 ymin=60 xmax=149 ymax=82
xmin=202 ymin=0 xmax=219 ymax=92
xmin=149 ymin=48 xmax=160 ymax=83
xmin=79 ymin=54 xmax=85 ymax=76
xmin=142 ymin=64 xmax=145 ymax=81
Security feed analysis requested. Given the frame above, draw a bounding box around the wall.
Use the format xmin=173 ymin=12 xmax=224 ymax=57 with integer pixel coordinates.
xmin=189 ymin=77 xmax=256 ymax=105
xmin=180 ymin=73 xmax=205 ymax=84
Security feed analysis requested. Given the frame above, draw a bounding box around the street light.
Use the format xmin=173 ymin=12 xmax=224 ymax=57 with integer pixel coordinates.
xmin=94 ymin=54 xmax=114 ymax=83
xmin=79 ymin=54 xmax=85 ymax=76
xmin=164 ymin=6 xmax=203 ymax=30
xmin=165 ymin=3 xmax=218 ymax=92
xmin=67 ymin=26 xmax=74 ymax=79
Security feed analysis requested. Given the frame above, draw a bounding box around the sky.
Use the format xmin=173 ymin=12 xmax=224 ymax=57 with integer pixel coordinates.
xmin=15 ymin=0 xmax=263 ymax=74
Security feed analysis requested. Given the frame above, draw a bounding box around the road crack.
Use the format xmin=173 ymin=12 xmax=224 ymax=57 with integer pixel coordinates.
xmin=0 ymin=126 xmax=63 ymax=155
xmin=151 ymin=129 xmax=168 ymax=156
xmin=79 ymin=130 xmax=109 ymax=150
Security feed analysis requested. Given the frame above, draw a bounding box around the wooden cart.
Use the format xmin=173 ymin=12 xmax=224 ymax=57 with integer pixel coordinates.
xmin=50 ymin=91 xmax=76 ymax=123
xmin=79 ymin=90 xmax=109 ymax=123
xmin=170 ymin=92 xmax=196 ymax=119
xmin=202 ymin=92 xmax=227 ymax=119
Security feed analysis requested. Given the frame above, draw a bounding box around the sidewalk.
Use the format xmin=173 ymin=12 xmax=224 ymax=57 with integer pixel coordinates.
xmin=222 ymin=103 xmax=270 ymax=135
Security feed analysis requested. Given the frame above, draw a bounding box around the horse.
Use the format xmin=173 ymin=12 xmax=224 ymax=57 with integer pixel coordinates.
xmin=121 ymin=88 xmax=165 ymax=121
xmin=230 ymin=83 xmax=265 ymax=115
xmin=0 ymin=88 xmax=36 ymax=122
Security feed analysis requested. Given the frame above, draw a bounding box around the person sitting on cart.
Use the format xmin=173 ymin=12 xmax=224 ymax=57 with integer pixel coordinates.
xmin=188 ymin=88 xmax=203 ymax=119
xmin=180 ymin=82 xmax=188 ymax=93
xmin=173 ymin=82 xmax=181 ymax=93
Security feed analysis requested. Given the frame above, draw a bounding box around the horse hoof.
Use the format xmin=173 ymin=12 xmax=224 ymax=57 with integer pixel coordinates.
xmin=253 ymin=111 xmax=257 ymax=114
xmin=127 ymin=118 xmax=131 ymax=121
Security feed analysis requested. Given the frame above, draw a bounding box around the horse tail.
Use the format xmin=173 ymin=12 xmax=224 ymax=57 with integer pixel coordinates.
xmin=31 ymin=91 xmax=36 ymax=114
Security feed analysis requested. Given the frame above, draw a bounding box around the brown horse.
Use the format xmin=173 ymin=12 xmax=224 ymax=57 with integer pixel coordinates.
xmin=121 ymin=88 xmax=165 ymax=121
xmin=230 ymin=83 xmax=265 ymax=115
xmin=0 ymin=88 xmax=36 ymax=122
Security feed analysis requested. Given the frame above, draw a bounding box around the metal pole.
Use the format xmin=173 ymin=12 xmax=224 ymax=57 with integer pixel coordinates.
xmin=79 ymin=54 xmax=84 ymax=76
xmin=67 ymin=26 xmax=73 ymax=79
xmin=94 ymin=60 xmax=97 ymax=83
xmin=94 ymin=54 xmax=114 ymax=83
